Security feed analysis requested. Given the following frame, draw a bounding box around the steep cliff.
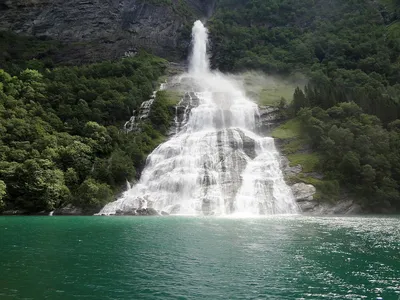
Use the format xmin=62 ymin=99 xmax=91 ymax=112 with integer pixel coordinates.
xmin=0 ymin=0 xmax=215 ymax=63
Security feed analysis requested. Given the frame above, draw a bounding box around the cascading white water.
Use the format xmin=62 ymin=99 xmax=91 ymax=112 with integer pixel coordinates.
xmin=124 ymin=83 xmax=166 ymax=132
xmin=99 ymin=21 xmax=298 ymax=216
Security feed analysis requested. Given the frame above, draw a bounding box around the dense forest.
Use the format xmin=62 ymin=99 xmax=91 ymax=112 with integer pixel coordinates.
xmin=209 ymin=0 xmax=400 ymax=211
xmin=0 ymin=33 xmax=175 ymax=213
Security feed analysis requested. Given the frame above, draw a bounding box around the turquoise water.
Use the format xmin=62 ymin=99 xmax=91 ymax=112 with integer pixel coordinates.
xmin=0 ymin=216 xmax=399 ymax=300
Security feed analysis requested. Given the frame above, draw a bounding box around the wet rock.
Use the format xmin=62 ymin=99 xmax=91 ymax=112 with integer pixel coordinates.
xmin=113 ymin=207 xmax=164 ymax=216
xmin=170 ymin=204 xmax=181 ymax=215
xmin=309 ymin=200 xmax=363 ymax=215
xmin=53 ymin=204 xmax=82 ymax=216
xmin=259 ymin=106 xmax=280 ymax=122
xmin=333 ymin=201 xmax=363 ymax=214
xmin=236 ymin=130 xmax=256 ymax=159
xmin=200 ymin=198 xmax=216 ymax=215
xmin=136 ymin=208 xmax=160 ymax=216
xmin=258 ymin=106 xmax=281 ymax=132
xmin=280 ymin=156 xmax=302 ymax=178
xmin=138 ymin=198 xmax=148 ymax=209
xmin=297 ymin=200 xmax=319 ymax=212
xmin=119 ymin=208 xmax=137 ymax=216
xmin=161 ymin=211 xmax=169 ymax=216
xmin=147 ymin=208 xmax=160 ymax=216
xmin=291 ymin=183 xmax=316 ymax=202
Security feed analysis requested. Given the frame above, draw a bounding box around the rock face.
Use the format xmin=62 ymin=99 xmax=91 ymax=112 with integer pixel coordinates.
xmin=0 ymin=0 xmax=215 ymax=62
xmin=291 ymin=183 xmax=318 ymax=212
xmin=290 ymin=182 xmax=363 ymax=215
xmin=308 ymin=199 xmax=363 ymax=215
xmin=258 ymin=106 xmax=281 ymax=133
xmin=280 ymin=156 xmax=302 ymax=178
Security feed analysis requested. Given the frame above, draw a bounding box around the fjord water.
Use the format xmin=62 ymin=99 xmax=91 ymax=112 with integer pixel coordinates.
xmin=1 ymin=216 xmax=400 ymax=299
xmin=100 ymin=21 xmax=297 ymax=215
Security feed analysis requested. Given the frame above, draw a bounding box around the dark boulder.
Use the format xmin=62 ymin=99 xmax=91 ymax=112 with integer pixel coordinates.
xmin=120 ymin=208 xmax=138 ymax=216
xmin=136 ymin=208 xmax=160 ymax=216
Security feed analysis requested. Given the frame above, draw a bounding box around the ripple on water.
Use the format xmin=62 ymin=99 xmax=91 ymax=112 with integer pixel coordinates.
xmin=0 ymin=216 xmax=399 ymax=300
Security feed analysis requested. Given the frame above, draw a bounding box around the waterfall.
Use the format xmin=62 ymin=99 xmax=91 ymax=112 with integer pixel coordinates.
xmin=124 ymin=83 xmax=166 ymax=133
xmin=99 ymin=21 xmax=298 ymax=216
xmin=189 ymin=20 xmax=210 ymax=74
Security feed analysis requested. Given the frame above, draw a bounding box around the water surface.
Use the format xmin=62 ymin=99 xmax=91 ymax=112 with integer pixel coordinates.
xmin=1 ymin=216 xmax=399 ymax=299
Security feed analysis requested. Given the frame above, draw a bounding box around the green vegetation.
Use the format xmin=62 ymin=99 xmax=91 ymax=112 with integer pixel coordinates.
xmin=239 ymin=72 xmax=297 ymax=106
xmin=258 ymin=88 xmax=293 ymax=107
xmin=211 ymin=0 xmax=400 ymax=211
xmin=0 ymin=49 xmax=174 ymax=214
xmin=294 ymin=100 xmax=400 ymax=210
xmin=211 ymin=0 xmax=400 ymax=75
xmin=294 ymin=175 xmax=340 ymax=203
xmin=280 ymin=138 xmax=306 ymax=155
xmin=272 ymin=118 xmax=342 ymax=203
xmin=0 ymin=180 xmax=6 ymax=209
xmin=141 ymin=0 xmax=195 ymax=17
xmin=273 ymin=91 xmax=400 ymax=210
xmin=286 ymin=153 xmax=321 ymax=174
xmin=271 ymin=118 xmax=335 ymax=201
xmin=159 ymin=90 xmax=184 ymax=107
xmin=271 ymin=119 xmax=302 ymax=140
xmin=210 ymin=0 xmax=400 ymax=120
xmin=0 ymin=31 xmax=61 ymax=75
xmin=148 ymin=91 xmax=175 ymax=135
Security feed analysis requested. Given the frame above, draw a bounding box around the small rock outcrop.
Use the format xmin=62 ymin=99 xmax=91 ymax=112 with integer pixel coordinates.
xmin=291 ymin=183 xmax=317 ymax=202
xmin=289 ymin=182 xmax=363 ymax=215
xmin=137 ymin=208 xmax=160 ymax=216
xmin=258 ymin=106 xmax=281 ymax=133
xmin=291 ymin=183 xmax=318 ymax=212
xmin=2 ymin=210 xmax=28 ymax=215
xmin=53 ymin=204 xmax=82 ymax=216
xmin=114 ymin=207 xmax=161 ymax=216
xmin=280 ymin=156 xmax=302 ymax=178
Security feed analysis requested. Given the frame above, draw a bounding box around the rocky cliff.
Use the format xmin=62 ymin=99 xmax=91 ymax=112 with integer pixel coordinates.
xmin=0 ymin=0 xmax=215 ymax=63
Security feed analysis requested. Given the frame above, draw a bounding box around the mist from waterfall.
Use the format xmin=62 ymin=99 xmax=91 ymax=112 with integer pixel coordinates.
xmin=99 ymin=21 xmax=298 ymax=216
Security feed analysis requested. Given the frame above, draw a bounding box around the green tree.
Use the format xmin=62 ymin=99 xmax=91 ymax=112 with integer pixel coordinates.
xmin=75 ymin=178 xmax=113 ymax=210
xmin=9 ymin=159 xmax=70 ymax=211
xmin=0 ymin=180 xmax=6 ymax=210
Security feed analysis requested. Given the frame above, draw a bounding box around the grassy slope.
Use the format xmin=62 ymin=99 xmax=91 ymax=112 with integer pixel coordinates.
xmin=271 ymin=118 xmax=340 ymax=202
xmin=258 ymin=84 xmax=297 ymax=106
xmin=163 ymin=90 xmax=184 ymax=106
xmin=240 ymin=72 xmax=299 ymax=106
